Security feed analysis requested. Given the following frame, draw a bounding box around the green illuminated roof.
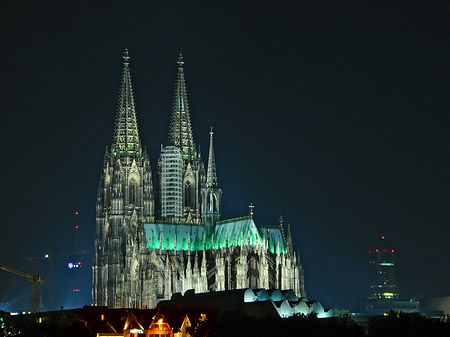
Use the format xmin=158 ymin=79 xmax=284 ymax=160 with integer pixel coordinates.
xmin=144 ymin=216 xmax=287 ymax=253
xmin=144 ymin=222 xmax=205 ymax=251
xmin=213 ymin=216 xmax=261 ymax=249
xmin=258 ymin=226 xmax=286 ymax=254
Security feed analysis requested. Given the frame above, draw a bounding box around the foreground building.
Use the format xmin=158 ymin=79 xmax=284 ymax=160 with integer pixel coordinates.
xmin=92 ymin=50 xmax=305 ymax=309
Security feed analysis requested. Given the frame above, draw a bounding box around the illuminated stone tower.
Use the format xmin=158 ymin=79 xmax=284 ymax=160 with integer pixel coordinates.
xmin=160 ymin=54 xmax=206 ymax=221
xmin=92 ymin=50 xmax=154 ymax=307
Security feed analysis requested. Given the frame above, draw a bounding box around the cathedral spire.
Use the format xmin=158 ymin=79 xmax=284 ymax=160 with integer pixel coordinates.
xmin=206 ymin=127 xmax=218 ymax=188
xmin=112 ymin=49 xmax=141 ymax=158
xmin=168 ymin=53 xmax=195 ymax=159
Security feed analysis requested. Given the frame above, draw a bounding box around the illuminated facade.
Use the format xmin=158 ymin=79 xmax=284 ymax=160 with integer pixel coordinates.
xmin=92 ymin=50 xmax=305 ymax=309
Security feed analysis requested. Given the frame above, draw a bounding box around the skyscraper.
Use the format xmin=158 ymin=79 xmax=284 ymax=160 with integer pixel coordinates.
xmin=92 ymin=50 xmax=305 ymax=309
xmin=362 ymin=236 xmax=419 ymax=315
xmin=369 ymin=236 xmax=399 ymax=300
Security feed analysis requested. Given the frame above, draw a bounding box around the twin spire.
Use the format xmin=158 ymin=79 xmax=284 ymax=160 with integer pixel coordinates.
xmin=168 ymin=53 xmax=196 ymax=160
xmin=112 ymin=49 xmax=141 ymax=158
xmin=111 ymin=50 xmax=219 ymax=188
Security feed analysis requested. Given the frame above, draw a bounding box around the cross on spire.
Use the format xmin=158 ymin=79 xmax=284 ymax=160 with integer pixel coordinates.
xmin=209 ymin=126 xmax=214 ymax=138
xmin=177 ymin=53 xmax=184 ymax=67
xmin=249 ymin=203 xmax=254 ymax=218
xmin=123 ymin=49 xmax=130 ymax=63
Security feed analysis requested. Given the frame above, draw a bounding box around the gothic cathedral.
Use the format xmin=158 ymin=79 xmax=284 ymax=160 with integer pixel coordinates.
xmin=92 ymin=50 xmax=305 ymax=309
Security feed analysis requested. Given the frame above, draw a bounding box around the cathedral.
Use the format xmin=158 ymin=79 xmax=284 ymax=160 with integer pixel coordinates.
xmin=92 ymin=50 xmax=305 ymax=309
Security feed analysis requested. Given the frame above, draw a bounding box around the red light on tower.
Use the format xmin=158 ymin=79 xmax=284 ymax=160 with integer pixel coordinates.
xmin=381 ymin=236 xmax=385 ymax=240
xmin=75 ymin=211 xmax=79 ymax=215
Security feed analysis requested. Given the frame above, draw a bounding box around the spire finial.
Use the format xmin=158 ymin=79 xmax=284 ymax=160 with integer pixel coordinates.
xmin=123 ymin=49 xmax=130 ymax=63
xmin=249 ymin=203 xmax=254 ymax=218
xmin=209 ymin=126 xmax=214 ymax=139
xmin=177 ymin=53 xmax=184 ymax=67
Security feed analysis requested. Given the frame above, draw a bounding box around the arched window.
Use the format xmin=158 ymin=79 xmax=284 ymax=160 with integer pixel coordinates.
xmin=129 ymin=179 xmax=137 ymax=204
xmin=250 ymin=275 xmax=257 ymax=289
xmin=248 ymin=256 xmax=258 ymax=289
xmin=184 ymin=181 xmax=192 ymax=208
xmin=225 ymin=260 xmax=229 ymax=291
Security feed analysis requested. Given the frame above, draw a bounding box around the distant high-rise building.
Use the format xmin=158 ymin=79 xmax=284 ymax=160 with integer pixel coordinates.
xmin=368 ymin=236 xmax=399 ymax=300
xmin=362 ymin=236 xmax=419 ymax=315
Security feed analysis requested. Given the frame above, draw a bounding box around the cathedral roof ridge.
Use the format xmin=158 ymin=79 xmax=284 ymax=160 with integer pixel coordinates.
xmin=147 ymin=219 xmax=204 ymax=227
xmin=215 ymin=215 xmax=252 ymax=225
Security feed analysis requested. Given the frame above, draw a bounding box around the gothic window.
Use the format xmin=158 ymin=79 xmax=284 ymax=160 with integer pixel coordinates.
xmin=250 ymin=275 xmax=257 ymax=289
xmin=184 ymin=181 xmax=192 ymax=208
xmin=129 ymin=179 xmax=137 ymax=204
xmin=152 ymin=270 xmax=164 ymax=298
xmin=225 ymin=260 xmax=229 ymax=291
xmin=248 ymin=255 xmax=258 ymax=289
xmin=278 ymin=264 xmax=282 ymax=289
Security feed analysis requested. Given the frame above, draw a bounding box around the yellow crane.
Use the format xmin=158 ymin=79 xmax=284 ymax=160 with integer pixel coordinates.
xmin=0 ymin=265 xmax=44 ymax=313
xmin=26 ymin=247 xmax=90 ymax=310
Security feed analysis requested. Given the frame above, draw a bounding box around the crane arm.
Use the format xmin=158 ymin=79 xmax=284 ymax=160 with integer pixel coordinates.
xmin=0 ymin=265 xmax=44 ymax=285
xmin=0 ymin=265 xmax=33 ymax=280
xmin=26 ymin=249 xmax=91 ymax=261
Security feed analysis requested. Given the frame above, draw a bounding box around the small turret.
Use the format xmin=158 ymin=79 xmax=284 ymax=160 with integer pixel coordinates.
xmin=201 ymin=128 xmax=222 ymax=238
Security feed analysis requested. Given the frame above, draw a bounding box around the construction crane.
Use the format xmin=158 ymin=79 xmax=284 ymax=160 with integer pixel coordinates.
xmin=0 ymin=265 xmax=44 ymax=313
xmin=26 ymin=248 xmax=90 ymax=310
xmin=25 ymin=211 xmax=91 ymax=310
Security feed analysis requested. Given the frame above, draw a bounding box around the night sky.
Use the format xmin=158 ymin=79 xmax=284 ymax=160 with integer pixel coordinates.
xmin=1 ymin=1 xmax=449 ymax=311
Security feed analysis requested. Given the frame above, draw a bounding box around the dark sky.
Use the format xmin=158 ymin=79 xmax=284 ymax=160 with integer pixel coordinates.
xmin=0 ymin=0 xmax=448 ymax=311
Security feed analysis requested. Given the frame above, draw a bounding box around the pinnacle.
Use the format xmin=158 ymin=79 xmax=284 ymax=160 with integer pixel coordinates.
xmin=112 ymin=49 xmax=141 ymax=158
xmin=206 ymin=127 xmax=218 ymax=188
xmin=168 ymin=54 xmax=195 ymax=159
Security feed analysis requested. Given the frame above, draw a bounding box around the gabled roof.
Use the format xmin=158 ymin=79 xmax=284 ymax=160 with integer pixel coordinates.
xmin=144 ymin=216 xmax=290 ymax=253
xmin=213 ymin=216 xmax=261 ymax=248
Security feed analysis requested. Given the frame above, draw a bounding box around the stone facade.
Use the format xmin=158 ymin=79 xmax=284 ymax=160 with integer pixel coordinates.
xmin=92 ymin=50 xmax=305 ymax=309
